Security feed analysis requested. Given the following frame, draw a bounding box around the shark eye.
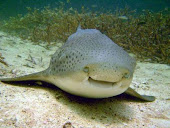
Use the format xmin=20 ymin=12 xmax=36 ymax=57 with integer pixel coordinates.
xmin=123 ymin=73 xmax=131 ymax=79
xmin=83 ymin=66 xmax=89 ymax=73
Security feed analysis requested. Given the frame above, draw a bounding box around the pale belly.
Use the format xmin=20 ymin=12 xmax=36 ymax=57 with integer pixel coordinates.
xmin=44 ymin=76 xmax=132 ymax=98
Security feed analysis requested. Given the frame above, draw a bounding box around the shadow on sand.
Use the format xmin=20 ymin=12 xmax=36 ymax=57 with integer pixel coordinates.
xmin=1 ymin=80 xmax=146 ymax=125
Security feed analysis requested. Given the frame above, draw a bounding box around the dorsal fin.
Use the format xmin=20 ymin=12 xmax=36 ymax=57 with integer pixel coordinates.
xmin=76 ymin=24 xmax=82 ymax=31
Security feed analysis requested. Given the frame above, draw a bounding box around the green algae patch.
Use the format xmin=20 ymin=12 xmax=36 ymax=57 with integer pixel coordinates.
xmin=1 ymin=6 xmax=169 ymax=64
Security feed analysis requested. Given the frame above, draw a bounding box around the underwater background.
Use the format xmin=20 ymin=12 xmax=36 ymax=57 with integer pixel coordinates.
xmin=0 ymin=0 xmax=169 ymax=64
xmin=0 ymin=0 xmax=170 ymax=19
xmin=0 ymin=1 xmax=170 ymax=128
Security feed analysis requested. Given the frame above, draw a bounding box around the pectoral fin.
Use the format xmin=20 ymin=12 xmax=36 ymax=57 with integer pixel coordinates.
xmin=125 ymin=87 xmax=155 ymax=102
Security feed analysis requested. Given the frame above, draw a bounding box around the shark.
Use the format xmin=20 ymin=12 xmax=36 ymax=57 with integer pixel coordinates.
xmin=0 ymin=26 xmax=155 ymax=101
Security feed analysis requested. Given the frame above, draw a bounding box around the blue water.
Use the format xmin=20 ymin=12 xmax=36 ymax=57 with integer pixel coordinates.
xmin=0 ymin=0 xmax=169 ymax=20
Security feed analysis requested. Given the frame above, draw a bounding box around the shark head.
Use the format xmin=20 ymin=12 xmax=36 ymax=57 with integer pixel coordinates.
xmin=45 ymin=27 xmax=136 ymax=98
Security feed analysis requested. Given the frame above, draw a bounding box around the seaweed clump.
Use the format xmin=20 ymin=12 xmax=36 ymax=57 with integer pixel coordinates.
xmin=1 ymin=6 xmax=170 ymax=64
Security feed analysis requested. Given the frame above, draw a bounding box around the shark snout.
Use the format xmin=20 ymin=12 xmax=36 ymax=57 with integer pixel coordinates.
xmin=83 ymin=63 xmax=132 ymax=83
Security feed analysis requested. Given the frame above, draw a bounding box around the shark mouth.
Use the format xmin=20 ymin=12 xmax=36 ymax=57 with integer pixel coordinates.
xmin=88 ymin=77 xmax=122 ymax=89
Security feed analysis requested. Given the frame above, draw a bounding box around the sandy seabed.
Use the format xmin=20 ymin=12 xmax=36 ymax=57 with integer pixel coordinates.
xmin=0 ymin=31 xmax=169 ymax=128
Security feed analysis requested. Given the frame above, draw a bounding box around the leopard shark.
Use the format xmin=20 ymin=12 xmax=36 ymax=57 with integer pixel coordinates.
xmin=0 ymin=26 xmax=155 ymax=101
